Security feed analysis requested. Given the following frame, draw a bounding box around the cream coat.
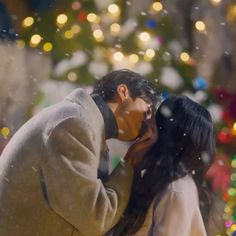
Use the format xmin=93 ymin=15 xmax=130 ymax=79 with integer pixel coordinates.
xmin=130 ymin=175 xmax=207 ymax=236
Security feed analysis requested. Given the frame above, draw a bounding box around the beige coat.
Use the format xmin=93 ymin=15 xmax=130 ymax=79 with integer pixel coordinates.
xmin=130 ymin=175 xmax=207 ymax=236
xmin=0 ymin=89 xmax=133 ymax=236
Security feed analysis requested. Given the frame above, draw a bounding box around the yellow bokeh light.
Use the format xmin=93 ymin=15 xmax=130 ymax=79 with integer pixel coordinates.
xmin=231 ymin=159 xmax=236 ymax=168
xmin=71 ymin=25 xmax=81 ymax=34
xmin=22 ymin=16 xmax=34 ymax=28
xmin=108 ymin=4 xmax=120 ymax=15
xmin=210 ymin=0 xmax=222 ymax=6
xmin=231 ymin=224 xmax=236 ymax=231
xmin=152 ymin=2 xmax=163 ymax=12
xmin=227 ymin=4 xmax=236 ymax=22
xmin=56 ymin=14 xmax=68 ymax=27
xmin=232 ymin=122 xmax=236 ymax=135
xmin=233 ymin=122 xmax=236 ymax=130
xmin=17 ymin=40 xmax=25 ymax=49
xmin=180 ymin=52 xmax=190 ymax=62
xmin=110 ymin=23 xmax=121 ymax=35
xmin=129 ymin=54 xmax=139 ymax=64
xmin=138 ymin=32 xmax=151 ymax=42
xmin=43 ymin=42 xmax=53 ymax=52
xmin=93 ymin=29 xmax=104 ymax=42
xmin=30 ymin=34 xmax=42 ymax=47
xmin=146 ymin=49 xmax=155 ymax=58
xmin=226 ymin=229 xmax=232 ymax=235
xmin=224 ymin=205 xmax=231 ymax=213
xmin=113 ymin=52 xmax=124 ymax=62
xmin=195 ymin=21 xmax=206 ymax=32
xmin=87 ymin=13 xmax=99 ymax=23
xmin=67 ymin=72 xmax=77 ymax=82
xmin=1 ymin=127 xmax=10 ymax=138
xmin=144 ymin=49 xmax=156 ymax=61
xmin=64 ymin=30 xmax=74 ymax=39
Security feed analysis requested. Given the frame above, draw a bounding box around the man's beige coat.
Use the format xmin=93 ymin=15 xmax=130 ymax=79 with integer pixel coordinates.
xmin=0 ymin=89 xmax=133 ymax=236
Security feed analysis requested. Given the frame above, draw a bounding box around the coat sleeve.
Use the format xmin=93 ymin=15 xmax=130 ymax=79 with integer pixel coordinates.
xmin=41 ymin=118 xmax=133 ymax=236
xmin=150 ymin=190 xmax=206 ymax=236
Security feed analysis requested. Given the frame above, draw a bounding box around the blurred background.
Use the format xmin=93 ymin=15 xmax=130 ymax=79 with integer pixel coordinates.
xmin=0 ymin=0 xmax=236 ymax=234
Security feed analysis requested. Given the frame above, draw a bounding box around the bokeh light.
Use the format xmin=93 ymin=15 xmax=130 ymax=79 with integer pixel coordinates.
xmin=67 ymin=72 xmax=77 ymax=82
xmin=108 ymin=4 xmax=120 ymax=15
xmin=129 ymin=54 xmax=139 ymax=64
xmin=138 ymin=32 xmax=151 ymax=42
xmin=22 ymin=17 xmax=34 ymax=28
xmin=144 ymin=48 xmax=156 ymax=61
xmin=1 ymin=127 xmax=10 ymax=138
xmin=56 ymin=14 xmax=68 ymax=27
xmin=210 ymin=0 xmax=222 ymax=6
xmin=30 ymin=34 xmax=42 ymax=47
xmin=87 ymin=13 xmax=100 ymax=23
xmin=43 ymin=42 xmax=53 ymax=52
xmin=113 ymin=52 xmax=124 ymax=61
xmin=93 ymin=29 xmax=104 ymax=42
xmin=195 ymin=21 xmax=206 ymax=32
xmin=64 ymin=30 xmax=74 ymax=39
xmin=110 ymin=23 xmax=121 ymax=35
xmin=180 ymin=52 xmax=190 ymax=62
xmin=152 ymin=2 xmax=163 ymax=12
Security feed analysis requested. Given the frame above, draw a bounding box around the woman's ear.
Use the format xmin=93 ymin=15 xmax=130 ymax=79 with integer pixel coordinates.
xmin=116 ymin=84 xmax=130 ymax=102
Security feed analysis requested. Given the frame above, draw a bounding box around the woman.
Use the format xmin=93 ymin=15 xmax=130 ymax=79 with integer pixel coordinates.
xmin=113 ymin=95 xmax=215 ymax=236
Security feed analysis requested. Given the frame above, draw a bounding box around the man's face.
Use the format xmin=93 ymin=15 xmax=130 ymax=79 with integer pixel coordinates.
xmin=116 ymin=96 xmax=153 ymax=141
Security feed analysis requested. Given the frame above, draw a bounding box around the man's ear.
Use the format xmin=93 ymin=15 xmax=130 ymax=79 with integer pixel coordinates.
xmin=116 ymin=84 xmax=129 ymax=102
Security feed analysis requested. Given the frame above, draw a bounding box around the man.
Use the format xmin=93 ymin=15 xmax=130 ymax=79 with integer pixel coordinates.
xmin=0 ymin=69 xmax=159 ymax=236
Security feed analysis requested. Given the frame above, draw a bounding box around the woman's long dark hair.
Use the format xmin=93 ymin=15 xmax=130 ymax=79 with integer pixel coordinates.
xmin=113 ymin=95 xmax=215 ymax=235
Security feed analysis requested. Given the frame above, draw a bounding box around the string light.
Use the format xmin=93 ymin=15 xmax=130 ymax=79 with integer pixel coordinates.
xmin=113 ymin=52 xmax=124 ymax=61
xmin=195 ymin=21 xmax=206 ymax=32
xmin=129 ymin=54 xmax=139 ymax=64
xmin=232 ymin=159 xmax=236 ymax=168
xmin=110 ymin=23 xmax=121 ymax=35
xmin=1 ymin=127 xmax=10 ymax=138
xmin=108 ymin=4 xmax=120 ymax=16
xmin=22 ymin=17 xmax=34 ymax=28
xmin=227 ymin=4 xmax=236 ymax=22
xmin=30 ymin=34 xmax=42 ymax=47
xmin=152 ymin=2 xmax=163 ymax=12
xmin=87 ymin=13 xmax=100 ymax=23
xmin=138 ymin=32 xmax=151 ymax=42
xmin=93 ymin=29 xmax=104 ymax=42
xmin=232 ymin=122 xmax=236 ymax=136
xmin=64 ymin=30 xmax=74 ymax=39
xmin=180 ymin=52 xmax=190 ymax=62
xmin=231 ymin=224 xmax=236 ymax=231
xmin=233 ymin=122 xmax=236 ymax=131
xmin=210 ymin=0 xmax=222 ymax=6
xmin=144 ymin=49 xmax=155 ymax=61
xmin=67 ymin=72 xmax=77 ymax=82
xmin=56 ymin=14 xmax=68 ymax=27
xmin=43 ymin=42 xmax=53 ymax=52
xmin=71 ymin=25 xmax=81 ymax=34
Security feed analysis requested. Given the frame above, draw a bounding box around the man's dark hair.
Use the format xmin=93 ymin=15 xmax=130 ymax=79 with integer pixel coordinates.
xmin=92 ymin=69 xmax=160 ymax=106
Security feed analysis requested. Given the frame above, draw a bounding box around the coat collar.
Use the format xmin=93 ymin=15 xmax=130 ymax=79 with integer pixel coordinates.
xmin=91 ymin=93 xmax=118 ymax=140
xmin=65 ymin=88 xmax=118 ymax=140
